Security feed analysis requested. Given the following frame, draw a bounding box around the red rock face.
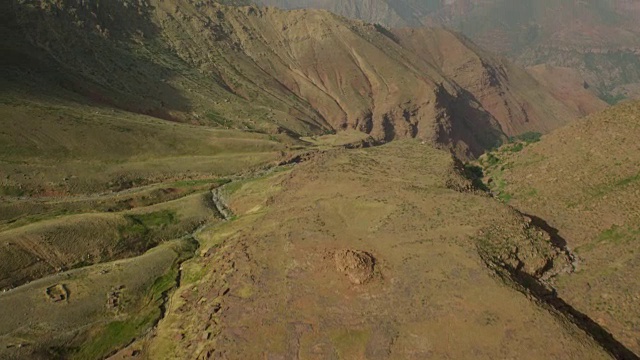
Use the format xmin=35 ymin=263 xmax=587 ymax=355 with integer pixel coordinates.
xmin=258 ymin=0 xmax=640 ymax=100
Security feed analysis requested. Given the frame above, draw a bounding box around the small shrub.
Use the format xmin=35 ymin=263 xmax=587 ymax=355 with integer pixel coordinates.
xmin=464 ymin=164 xmax=484 ymax=179
xmin=514 ymin=131 xmax=542 ymax=144
xmin=506 ymin=143 xmax=524 ymax=152
xmin=464 ymin=163 xmax=489 ymax=192
xmin=485 ymin=153 xmax=501 ymax=167
xmin=373 ymin=23 xmax=399 ymax=43
xmin=498 ymin=192 xmax=512 ymax=203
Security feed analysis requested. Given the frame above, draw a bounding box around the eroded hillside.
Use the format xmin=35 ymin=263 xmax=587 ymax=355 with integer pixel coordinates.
xmin=2 ymin=141 xmax=624 ymax=359
xmin=1 ymin=1 xmax=637 ymax=359
xmin=481 ymin=101 xmax=640 ymax=354
xmin=258 ymin=0 xmax=640 ymax=102
xmin=2 ymin=0 xmax=597 ymax=158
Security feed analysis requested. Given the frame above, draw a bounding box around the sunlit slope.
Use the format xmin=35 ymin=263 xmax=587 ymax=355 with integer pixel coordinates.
xmin=481 ymin=101 xmax=640 ymax=353
xmin=3 ymin=0 xmax=597 ymax=158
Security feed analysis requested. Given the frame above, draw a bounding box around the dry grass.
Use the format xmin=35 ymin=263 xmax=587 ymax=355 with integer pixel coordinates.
xmin=482 ymin=100 xmax=640 ymax=353
xmin=0 ymin=192 xmax=219 ymax=290
xmin=0 ymin=237 xmax=197 ymax=360
xmin=0 ymin=96 xmax=286 ymax=197
xmin=135 ymin=141 xmax=609 ymax=359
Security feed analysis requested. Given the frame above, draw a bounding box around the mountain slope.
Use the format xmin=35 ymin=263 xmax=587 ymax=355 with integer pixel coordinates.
xmin=259 ymin=0 xmax=426 ymax=27
xmin=137 ymin=141 xmax=612 ymax=359
xmin=391 ymin=28 xmax=605 ymax=135
xmin=5 ymin=141 xmax=618 ymax=359
xmin=2 ymin=0 xmax=595 ymax=159
xmin=259 ymin=0 xmax=640 ymax=102
xmin=481 ymin=100 xmax=640 ymax=354
xmin=0 ymin=2 xmax=637 ymax=358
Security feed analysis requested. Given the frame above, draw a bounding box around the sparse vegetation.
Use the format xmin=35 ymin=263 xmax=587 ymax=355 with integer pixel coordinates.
xmin=373 ymin=23 xmax=399 ymax=43
xmin=0 ymin=186 xmax=25 ymax=197
xmin=484 ymin=153 xmax=501 ymax=167
xmin=72 ymin=311 xmax=160 ymax=360
xmin=2 ymin=0 xmax=640 ymax=358
xmin=206 ymin=111 xmax=234 ymax=127
xmin=172 ymin=178 xmax=231 ymax=188
xmin=600 ymin=93 xmax=627 ymax=105
xmin=509 ymin=131 xmax=542 ymax=144
xmin=597 ymin=225 xmax=640 ymax=245
xmin=117 ymin=210 xmax=178 ymax=252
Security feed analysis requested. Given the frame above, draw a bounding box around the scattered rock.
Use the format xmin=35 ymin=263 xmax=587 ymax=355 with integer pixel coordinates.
xmin=107 ymin=285 xmax=125 ymax=311
xmin=334 ymin=249 xmax=375 ymax=285
xmin=45 ymin=284 xmax=68 ymax=303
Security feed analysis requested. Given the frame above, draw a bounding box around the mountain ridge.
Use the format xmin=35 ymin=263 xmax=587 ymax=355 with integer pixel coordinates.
xmin=258 ymin=0 xmax=640 ymax=101
xmin=2 ymin=0 xmax=602 ymax=159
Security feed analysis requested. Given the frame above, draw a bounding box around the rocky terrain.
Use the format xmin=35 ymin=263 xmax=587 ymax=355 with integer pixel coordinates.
xmin=0 ymin=1 xmax=639 ymax=359
xmin=258 ymin=0 xmax=640 ymax=102
xmin=481 ymin=100 xmax=640 ymax=355
xmin=2 ymin=0 xmax=600 ymax=161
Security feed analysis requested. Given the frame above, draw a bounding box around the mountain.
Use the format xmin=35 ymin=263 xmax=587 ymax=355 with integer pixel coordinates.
xmin=258 ymin=0 xmax=640 ymax=102
xmin=1 ymin=1 xmax=636 ymax=359
xmin=2 ymin=0 xmax=598 ymax=163
xmin=480 ymin=100 xmax=640 ymax=354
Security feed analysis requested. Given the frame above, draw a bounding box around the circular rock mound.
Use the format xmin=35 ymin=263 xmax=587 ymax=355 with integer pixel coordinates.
xmin=334 ymin=249 xmax=375 ymax=285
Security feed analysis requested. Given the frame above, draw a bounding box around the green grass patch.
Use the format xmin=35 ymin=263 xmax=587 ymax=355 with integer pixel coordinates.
xmin=181 ymin=263 xmax=207 ymax=285
xmin=504 ymin=142 xmax=524 ymax=153
xmin=117 ymin=210 xmax=178 ymax=252
xmin=598 ymin=225 xmax=626 ymax=243
xmin=509 ymin=131 xmax=542 ymax=144
xmin=589 ymin=172 xmax=640 ymax=197
xmin=206 ymin=111 xmax=233 ymax=127
xmin=615 ymin=173 xmax=640 ymax=187
xmin=71 ymin=309 xmax=160 ymax=360
xmin=127 ymin=210 xmax=177 ymax=228
xmin=497 ymin=192 xmax=513 ymax=203
xmin=222 ymin=180 xmax=246 ymax=195
xmin=331 ymin=329 xmax=371 ymax=357
xmin=484 ymin=153 xmax=501 ymax=167
xmin=1 ymin=208 xmax=72 ymax=230
xmin=149 ymin=268 xmax=179 ymax=301
xmin=600 ymin=92 xmax=627 ymax=106
xmin=598 ymin=225 xmax=640 ymax=244
xmin=0 ymin=185 xmax=25 ymax=197
xmin=70 ymin=260 xmax=185 ymax=359
xmin=577 ymin=225 xmax=640 ymax=254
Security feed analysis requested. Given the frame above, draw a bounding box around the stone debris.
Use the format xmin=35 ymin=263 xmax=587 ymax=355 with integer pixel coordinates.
xmin=334 ymin=249 xmax=375 ymax=285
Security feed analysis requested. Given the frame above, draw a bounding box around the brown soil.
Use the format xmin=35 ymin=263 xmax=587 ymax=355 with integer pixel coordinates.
xmin=481 ymin=100 xmax=640 ymax=355
xmin=128 ymin=141 xmax=612 ymax=359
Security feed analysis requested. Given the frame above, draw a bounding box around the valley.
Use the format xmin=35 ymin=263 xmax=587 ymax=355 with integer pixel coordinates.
xmin=0 ymin=0 xmax=639 ymax=359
